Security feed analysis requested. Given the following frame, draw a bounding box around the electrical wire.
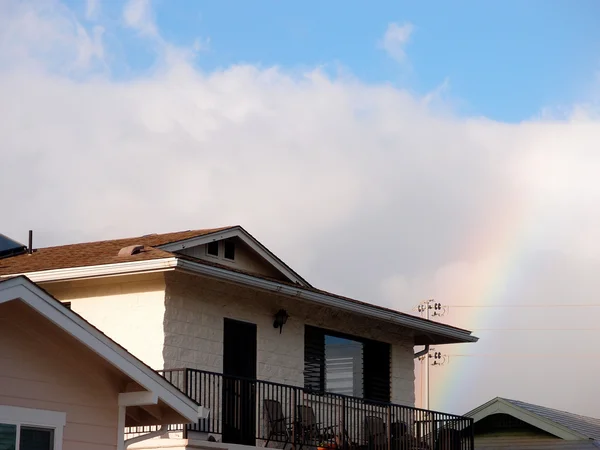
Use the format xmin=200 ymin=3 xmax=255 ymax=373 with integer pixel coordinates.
xmin=471 ymin=328 xmax=600 ymax=331
xmin=449 ymin=304 xmax=600 ymax=308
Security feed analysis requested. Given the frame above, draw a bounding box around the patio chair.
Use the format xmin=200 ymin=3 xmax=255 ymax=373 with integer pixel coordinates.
xmin=296 ymin=405 xmax=337 ymax=446
xmin=364 ymin=416 xmax=387 ymax=450
xmin=263 ymin=399 xmax=294 ymax=448
xmin=434 ymin=428 xmax=461 ymax=450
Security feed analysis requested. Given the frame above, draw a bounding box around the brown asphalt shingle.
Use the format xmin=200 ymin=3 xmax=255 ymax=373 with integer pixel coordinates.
xmin=0 ymin=227 xmax=233 ymax=275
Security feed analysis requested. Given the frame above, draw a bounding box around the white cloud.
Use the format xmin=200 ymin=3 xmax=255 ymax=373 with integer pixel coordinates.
xmin=123 ymin=0 xmax=157 ymax=37
xmin=3 ymin=0 xmax=600 ymax=419
xmin=85 ymin=0 xmax=100 ymax=20
xmin=380 ymin=22 xmax=414 ymax=62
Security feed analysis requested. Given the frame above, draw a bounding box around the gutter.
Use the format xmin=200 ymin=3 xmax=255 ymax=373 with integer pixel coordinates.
xmin=0 ymin=258 xmax=179 ymax=283
xmin=414 ymin=345 xmax=430 ymax=359
xmin=176 ymin=259 xmax=478 ymax=344
xmin=3 ymin=256 xmax=477 ymax=343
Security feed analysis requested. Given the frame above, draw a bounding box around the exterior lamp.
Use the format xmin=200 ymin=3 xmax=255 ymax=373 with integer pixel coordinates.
xmin=273 ymin=309 xmax=289 ymax=334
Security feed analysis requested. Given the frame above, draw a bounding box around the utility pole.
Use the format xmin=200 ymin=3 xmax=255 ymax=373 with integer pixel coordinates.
xmin=416 ymin=299 xmax=448 ymax=410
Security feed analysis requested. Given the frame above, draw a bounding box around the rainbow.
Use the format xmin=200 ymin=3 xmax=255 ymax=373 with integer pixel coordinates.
xmin=424 ymin=194 xmax=534 ymax=414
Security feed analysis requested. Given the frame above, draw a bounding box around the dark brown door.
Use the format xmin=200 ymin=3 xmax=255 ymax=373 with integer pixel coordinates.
xmin=222 ymin=318 xmax=257 ymax=445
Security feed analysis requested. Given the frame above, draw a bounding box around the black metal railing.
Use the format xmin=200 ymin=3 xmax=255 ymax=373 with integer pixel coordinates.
xmin=127 ymin=368 xmax=473 ymax=450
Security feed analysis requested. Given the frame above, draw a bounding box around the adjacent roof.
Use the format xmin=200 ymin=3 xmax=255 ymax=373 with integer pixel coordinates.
xmin=0 ymin=275 xmax=200 ymax=424
xmin=467 ymin=397 xmax=600 ymax=441
xmin=0 ymin=226 xmax=478 ymax=345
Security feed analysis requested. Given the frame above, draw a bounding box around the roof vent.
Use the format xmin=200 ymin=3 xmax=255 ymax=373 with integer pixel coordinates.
xmin=118 ymin=245 xmax=145 ymax=256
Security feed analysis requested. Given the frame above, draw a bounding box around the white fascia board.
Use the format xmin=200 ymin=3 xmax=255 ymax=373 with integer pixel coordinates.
xmin=175 ymin=259 xmax=478 ymax=344
xmin=468 ymin=398 xmax=585 ymax=440
xmin=158 ymin=226 xmax=311 ymax=287
xmin=0 ymin=258 xmax=179 ymax=283
xmin=119 ymin=391 xmax=158 ymax=407
xmin=0 ymin=277 xmax=198 ymax=423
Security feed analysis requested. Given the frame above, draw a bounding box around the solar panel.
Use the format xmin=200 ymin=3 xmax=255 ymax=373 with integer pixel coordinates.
xmin=0 ymin=233 xmax=27 ymax=258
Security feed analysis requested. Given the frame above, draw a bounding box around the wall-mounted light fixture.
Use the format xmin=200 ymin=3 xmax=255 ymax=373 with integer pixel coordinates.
xmin=273 ymin=309 xmax=289 ymax=334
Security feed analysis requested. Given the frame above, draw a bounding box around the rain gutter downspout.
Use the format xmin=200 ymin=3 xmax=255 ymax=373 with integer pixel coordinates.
xmin=414 ymin=344 xmax=430 ymax=359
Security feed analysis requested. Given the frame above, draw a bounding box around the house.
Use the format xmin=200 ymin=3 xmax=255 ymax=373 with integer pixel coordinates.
xmin=0 ymin=275 xmax=204 ymax=450
xmin=0 ymin=226 xmax=479 ymax=450
xmin=466 ymin=397 xmax=600 ymax=449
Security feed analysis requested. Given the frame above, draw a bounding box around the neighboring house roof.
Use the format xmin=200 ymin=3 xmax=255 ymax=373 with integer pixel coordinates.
xmin=0 ymin=275 xmax=201 ymax=424
xmin=0 ymin=227 xmax=478 ymax=345
xmin=466 ymin=397 xmax=600 ymax=441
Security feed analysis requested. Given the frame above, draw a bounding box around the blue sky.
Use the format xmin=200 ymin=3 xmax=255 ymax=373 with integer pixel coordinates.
xmin=67 ymin=0 xmax=600 ymax=121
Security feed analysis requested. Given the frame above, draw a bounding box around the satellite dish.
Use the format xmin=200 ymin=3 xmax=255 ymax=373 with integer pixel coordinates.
xmin=0 ymin=233 xmax=27 ymax=259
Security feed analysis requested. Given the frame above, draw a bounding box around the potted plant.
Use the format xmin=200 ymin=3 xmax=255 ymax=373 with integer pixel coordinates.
xmin=317 ymin=441 xmax=337 ymax=450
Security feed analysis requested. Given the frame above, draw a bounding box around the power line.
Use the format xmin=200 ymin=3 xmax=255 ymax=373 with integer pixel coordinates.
xmin=471 ymin=328 xmax=600 ymax=331
xmin=449 ymin=353 xmax=600 ymax=358
xmin=449 ymin=304 xmax=600 ymax=308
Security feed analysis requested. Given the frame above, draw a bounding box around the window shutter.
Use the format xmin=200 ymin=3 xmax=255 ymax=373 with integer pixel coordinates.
xmin=304 ymin=326 xmax=325 ymax=392
xmin=363 ymin=340 xmax=391 ymax=403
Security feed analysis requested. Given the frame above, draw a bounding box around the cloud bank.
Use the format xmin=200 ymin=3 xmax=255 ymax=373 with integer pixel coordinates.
xmin=2 ymin=0 xmax=600 ymax=416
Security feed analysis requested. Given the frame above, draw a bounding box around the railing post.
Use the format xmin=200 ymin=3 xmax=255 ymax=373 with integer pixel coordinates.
xmin=292 ymin=387 xmax=298 ymax=450
xmin=183 ymin=368 xmax=189 ymax=439
xmin=386 ymin=405 xmax=391 ymax=450
xmin=341 ymin=397 xmax=346 ymax=449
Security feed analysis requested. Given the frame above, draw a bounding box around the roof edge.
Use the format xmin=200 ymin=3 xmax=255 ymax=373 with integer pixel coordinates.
xmin=0 ymin=275 xmax=199 ymax=423
xmin=0 ymin=257 xmax=477 ymax=344
xmin=465 ymin=397 xmax=588 ymax=441
xmin=157 ymin=225 xmax=312 ymax=287
xmin=175 ymin=258 xmax=478 ymax=344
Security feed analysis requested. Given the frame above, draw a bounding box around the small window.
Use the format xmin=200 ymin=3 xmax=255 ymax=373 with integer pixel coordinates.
xmin=224 ymin=241 xmax=235 ymax=260
xmin=206 ymin=241 xmax=219 ymax=257
xmin=0 ymin=406 xmax=65 ymax=450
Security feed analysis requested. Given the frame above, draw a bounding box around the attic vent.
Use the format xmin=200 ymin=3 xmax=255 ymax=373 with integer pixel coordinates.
xmin=118 ymin=245 xmax=144 ymax=256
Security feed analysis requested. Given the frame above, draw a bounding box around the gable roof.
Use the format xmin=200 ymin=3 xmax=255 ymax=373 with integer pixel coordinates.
xmin=466 ymin=397 xmax=600 ymax=441
xmin=0 ymin=227 xmax=478 ymax=345
xmin=0 ymin=226 xmax=310 ymax=286
xmin=0 ymin=275 xmax=200 ymax=424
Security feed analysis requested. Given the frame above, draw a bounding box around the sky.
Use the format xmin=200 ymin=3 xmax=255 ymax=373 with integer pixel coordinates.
xmin=2 ymin=0 xmax=600 ymax=417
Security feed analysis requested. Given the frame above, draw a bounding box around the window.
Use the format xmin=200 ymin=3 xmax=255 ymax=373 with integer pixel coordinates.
xmin=325 ymin=335 xmax=363 ymax=397
xmin=206 ymin=241 xmax=219 ymax=257
xmin=0 ymin=406 xmax=65 ymax=450
xmin=223 ymin=240 xmax=235 ymax=260
xmin=304 ymin=326 xmax=391 ymax=402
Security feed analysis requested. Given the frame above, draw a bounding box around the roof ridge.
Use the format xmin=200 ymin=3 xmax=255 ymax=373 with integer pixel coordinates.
xmin=31 ymin=226 xmax=237 ymax=250
xmin=505 ymin=398 xmax=600 ymax=422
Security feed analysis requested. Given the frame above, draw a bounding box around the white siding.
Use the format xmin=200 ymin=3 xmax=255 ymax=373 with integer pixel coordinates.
xmin=163 ymin=272 xmax=416 ymax=405
xmin=45 ymin=273 xmax=167 ymax=370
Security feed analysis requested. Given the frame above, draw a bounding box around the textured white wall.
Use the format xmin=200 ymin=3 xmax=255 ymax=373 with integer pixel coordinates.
xmin=45 ymin=273 xmax=167 ymax=370
xmin=163 ymin=271 xmax=416 ymax=405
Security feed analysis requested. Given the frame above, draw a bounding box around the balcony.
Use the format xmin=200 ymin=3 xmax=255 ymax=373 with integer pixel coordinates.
xmin=129 ymin=368 xmax=474 ymax=450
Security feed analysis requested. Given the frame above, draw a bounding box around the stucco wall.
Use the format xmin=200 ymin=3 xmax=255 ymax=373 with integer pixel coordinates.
xmin=0 ymin=309 xmax=119 ymax=450
xmin=45 ymin=273 xmax=167 ymax=369
xmin=163 ymin=272 xmax=416 ymax=405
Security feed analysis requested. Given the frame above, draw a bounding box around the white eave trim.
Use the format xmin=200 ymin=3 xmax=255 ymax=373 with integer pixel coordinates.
xmin=175 ymin=258 xmax=478 ymax=344
xmin=0 ymin=277 xmax=199 ymax=423
xmin=0 ymin=258 xmax=477 ymax=344
xmin=0 ymin=258 xmax=179 ymax=283
xmin=158 ymin=226 xmax=311 ymax=287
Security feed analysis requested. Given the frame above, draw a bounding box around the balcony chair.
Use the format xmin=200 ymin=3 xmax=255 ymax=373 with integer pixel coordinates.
xmin=296 ymin=405 xmax=338 ymax=446
xmin=263 ymin=399 xmax=295 ymax=449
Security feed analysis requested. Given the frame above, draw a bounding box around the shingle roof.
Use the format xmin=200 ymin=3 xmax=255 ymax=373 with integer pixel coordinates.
xmin=0 ymin=226 xmax=477 ymax=344
xmin=0 ymin=227 xmax=232 ymax=275
xmin=502 ymin=398 xmax=600 ymax=441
